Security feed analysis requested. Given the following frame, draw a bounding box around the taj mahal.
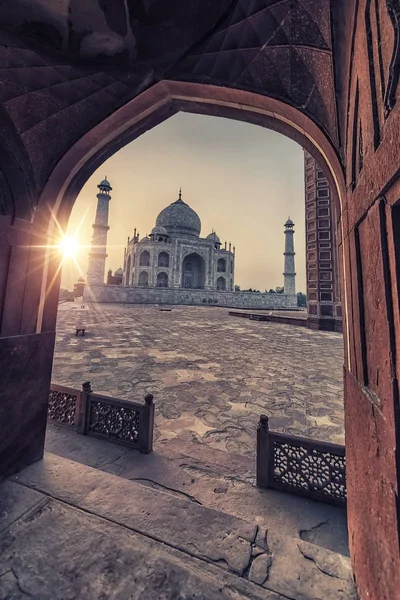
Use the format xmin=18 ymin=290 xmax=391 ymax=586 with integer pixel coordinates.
xmin=123 ymin=188 xmax=235 ymax=292
xmin=84 ymin=178 xmax=297 ymax=310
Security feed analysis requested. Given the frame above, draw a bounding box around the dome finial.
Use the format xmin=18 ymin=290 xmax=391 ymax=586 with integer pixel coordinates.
xmin=179 ymin=187 xmax=182 ymax=200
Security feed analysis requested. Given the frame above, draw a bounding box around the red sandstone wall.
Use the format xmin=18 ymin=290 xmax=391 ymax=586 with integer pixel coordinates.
xmin=334 ymin=1 xmax=400 ymax=597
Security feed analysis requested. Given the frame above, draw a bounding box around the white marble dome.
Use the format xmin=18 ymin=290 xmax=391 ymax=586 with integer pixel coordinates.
xmin=206 ymin=232 xmax=220 ymax=244
xmin=156 ymin=193 xmax=201 ymax=238
xmin=151 ymin=225 xmax=168 ymax=235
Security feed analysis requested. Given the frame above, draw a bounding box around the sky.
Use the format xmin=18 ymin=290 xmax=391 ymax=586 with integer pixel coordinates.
xmin=61 ymin=112 xmax=306 ymax=292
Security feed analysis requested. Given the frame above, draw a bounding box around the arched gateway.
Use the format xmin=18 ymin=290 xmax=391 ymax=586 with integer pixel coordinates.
xmin=0 ymin=3 xmax=400 ymax=598
xmin=182 ymin=253 xmax=206 ymax=289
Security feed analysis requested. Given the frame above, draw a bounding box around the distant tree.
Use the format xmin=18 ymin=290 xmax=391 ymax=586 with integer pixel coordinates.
xmin=234 ymin=284 xmax=241 ymax=291
xmin=268 ymin=288 xmax=276 ymax=293
xmin=275 ymin=286 xmax=284 ymax=294
xmin=73 ymin=276 xmax=85 ymax=298
xmin=59 ymin=288 xmax=74 ymax=301
xmin=297 ymin=292 xmax=307 ymax=307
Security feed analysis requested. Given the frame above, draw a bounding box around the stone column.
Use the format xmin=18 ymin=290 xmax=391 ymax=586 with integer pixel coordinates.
xmin=86 ymin=177 xmax=112 ymax=285
xmin=283 ymin=218 xmax=296 ymax=295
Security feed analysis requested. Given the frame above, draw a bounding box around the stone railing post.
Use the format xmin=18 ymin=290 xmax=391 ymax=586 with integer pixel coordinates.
xmin=76 ymin=381 xmax=92 ymax=434
xmin=256 ymin=414 xmax=271 ymax=488
xmin=138 ymin=393 xmax=155 ymax=454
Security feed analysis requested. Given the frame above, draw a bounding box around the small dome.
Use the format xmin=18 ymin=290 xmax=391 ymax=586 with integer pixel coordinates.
xmin=284 ymin=217 xmax=294 ymax=227
xmin=114 ymin=267 xmax=124 ymax=276
xmin=98 ymin=177 xmax=112 ymax=191
xmin=156 ymin=190 xmax=201 ymax=238
xmin=151 ymin=226 xmax=168 ymax=236
xmin=206 ymin=232 xmax=221 ymax=244
xmin=140 ymin=236 xmax=150 ymax=242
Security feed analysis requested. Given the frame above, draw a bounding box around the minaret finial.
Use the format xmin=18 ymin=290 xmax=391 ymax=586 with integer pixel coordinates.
xmin=179 ymin=187 xmax=182 ymax=200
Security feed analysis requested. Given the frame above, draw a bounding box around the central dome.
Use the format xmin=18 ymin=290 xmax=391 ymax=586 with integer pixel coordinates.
xmin=156 ymin=192 xmax=201 ymax=238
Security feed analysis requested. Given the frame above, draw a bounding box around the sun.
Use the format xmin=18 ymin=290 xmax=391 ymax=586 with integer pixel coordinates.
xmin=59 ymin=235 xmax=80 ymax=259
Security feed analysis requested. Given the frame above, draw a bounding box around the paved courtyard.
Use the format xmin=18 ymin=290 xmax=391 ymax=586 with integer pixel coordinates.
xmin=52 ymin=303 xmax=345 ymax=457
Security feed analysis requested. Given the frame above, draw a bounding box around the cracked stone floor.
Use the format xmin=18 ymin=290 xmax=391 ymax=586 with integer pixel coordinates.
xmin=39 ymin=301 xmax=350 ymax=594
xmin=53 ymin=303 xmax=345 ymax=456
xmin=1 ymin=454 xmax=356 ymax=600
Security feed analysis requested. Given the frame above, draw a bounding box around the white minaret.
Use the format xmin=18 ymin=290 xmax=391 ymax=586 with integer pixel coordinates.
xmin=87 ymin=177 xmax=112 ymax=285
xmin=283 ymin=217 xmax=296 ymax=295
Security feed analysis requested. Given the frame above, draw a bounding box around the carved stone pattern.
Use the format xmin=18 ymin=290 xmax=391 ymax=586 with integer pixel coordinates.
xmin=47 ymin=390 xmax=77 ymax=425
xmin=88 ymin=400 xmax=140 ymax=443
xmin=0 ymin=1 xmax=338 ymax=194
xmin=385 ymin=0 xmax=400 ymax=114
xmin=272 ymin=440 xmax=346 ymax=502
xmin=171 ymin=0 xmax=338 ymax=142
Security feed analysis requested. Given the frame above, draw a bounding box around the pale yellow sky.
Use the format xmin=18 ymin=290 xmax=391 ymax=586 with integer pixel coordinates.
xmin=62 ymin=113 xmax=306 ymax=292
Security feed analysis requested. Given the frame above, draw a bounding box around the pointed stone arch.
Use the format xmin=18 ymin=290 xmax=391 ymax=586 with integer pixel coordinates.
xmin=158 ymin=251 xmax=169 ymax=267
xmin=217 ymin=258 xmax=226 ymax=273
xmin=182 ymin=252 xmax=206 ymax=289
xmin=216 ymin=276 xmax=226 ymax=290
xmin=139 ymin=250 xmax=150 ymax=267
xmin=125 ymin=254 xmax=132 ymax=286
xmin=138 ymin=271 xmax=149 ymax=286
xmin=157 ymin=272 xmax=168 ymax=287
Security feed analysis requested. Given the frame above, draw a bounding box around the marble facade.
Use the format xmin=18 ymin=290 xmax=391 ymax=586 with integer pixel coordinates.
xmin=85 ymin=188 xmax=297 ymax=310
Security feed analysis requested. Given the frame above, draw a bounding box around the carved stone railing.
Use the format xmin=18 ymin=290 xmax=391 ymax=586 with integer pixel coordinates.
xmin=48 ymin=382 xmax=154 ymax=453
xmin=256 ymin=415 xmax=346 ymax=507
xmin=47 ymin=383 xmax=81 ymax=429
xmin=86 ymin=391 xmax=154 ymax=453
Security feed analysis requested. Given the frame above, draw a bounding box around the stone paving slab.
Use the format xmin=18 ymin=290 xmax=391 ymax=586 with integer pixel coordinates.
xmin=45 ymin=424 xmax=350 ymax=556
xmin=0 ymin=486 xmax=282 ymax=600
xmin=7 ymin=454 xmax=356 ymax=600
xmin=12 ymin=453 xmax=257 ymax=576
xmin=0 ymin=480 xmax=45 ymax=534
xmin=53 ymin=303 xmax=345 ymax=456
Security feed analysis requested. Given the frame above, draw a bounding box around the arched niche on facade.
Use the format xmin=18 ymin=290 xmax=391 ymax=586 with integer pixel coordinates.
xmin=138 ymin=271 xmax=149 ymax=286
xmin=125 ymin=255 xmax=131 ymax=285
xmin=139 ymin=250 xmax=150 ymax=267
xmin=217 ymin=276 xmax=226 ymax=290
xmin=182 ymin=253 xmax=206 ymax=289
xmin=158 ymin=251 xmax=169 ymax=268
xmin=217 ymin=258 xmax=226 ymax=273
xmin=157 ymin=272 xmax=168 ymax=288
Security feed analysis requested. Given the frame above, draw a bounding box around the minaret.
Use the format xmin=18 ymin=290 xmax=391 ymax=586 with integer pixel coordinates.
xmin=283 ymin=217 xmax=296 ymax=295
xmin=87 ymin=177 xmax=112 ymax=285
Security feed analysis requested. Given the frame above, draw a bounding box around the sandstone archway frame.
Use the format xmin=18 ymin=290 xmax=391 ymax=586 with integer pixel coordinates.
xmin=33 ymin=80 xmax=349 ymax=362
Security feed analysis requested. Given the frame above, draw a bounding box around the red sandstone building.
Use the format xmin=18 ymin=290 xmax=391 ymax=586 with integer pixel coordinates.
xmin=0 ymin=2 xmax=400 ymax=599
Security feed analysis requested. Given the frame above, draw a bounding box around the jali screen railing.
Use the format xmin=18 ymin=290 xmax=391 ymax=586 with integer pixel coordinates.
xmin=48 ymin=382 xmax=154 ymax=453
xmin=48 ymin=384 xmax=80 ymax=429
xmin=256 ymin=414 xmax=346 ymax=507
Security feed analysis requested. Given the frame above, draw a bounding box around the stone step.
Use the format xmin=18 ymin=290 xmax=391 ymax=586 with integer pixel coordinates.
xmin=45 ymin=423 xmax=350 ymax=557
xmin=9 ymin=452 xmax=356 ymax=600
xmin=0 ymin=478 xmax=283 ymax=600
